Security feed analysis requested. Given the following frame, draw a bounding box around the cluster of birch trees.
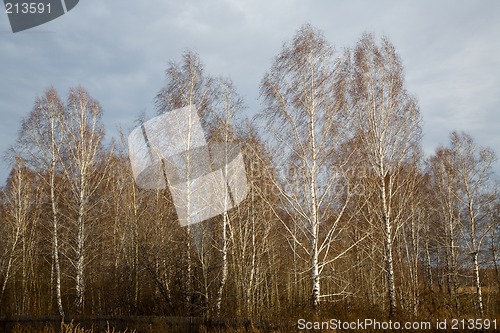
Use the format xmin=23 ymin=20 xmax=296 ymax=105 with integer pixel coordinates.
xmin=0 ymin=24 xmax=498 ymax=320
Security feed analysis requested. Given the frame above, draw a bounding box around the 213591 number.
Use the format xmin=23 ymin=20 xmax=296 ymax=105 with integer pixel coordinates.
xmin=451 ymin=318 xmax=497 ymax=330
xmin=5 ymin=2 xmax=51 ymax=14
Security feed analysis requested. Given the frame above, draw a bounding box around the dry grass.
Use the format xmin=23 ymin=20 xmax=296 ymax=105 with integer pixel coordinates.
xmin=11 ymin=321 xmax=136 ymax=333
xmin=9 ymin=321 xmax=289 ymax=333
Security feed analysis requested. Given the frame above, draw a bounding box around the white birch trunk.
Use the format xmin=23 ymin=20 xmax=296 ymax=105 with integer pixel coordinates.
xmin=215 ymin=99 xmax=233 ymax=316
xmin=448 ymin=218 xmax=460 ymax=312
xmin=50 ymin=147 xmax=64 ymax=317
xmin=381 ymin=171 xmax=396 ymax=318
xmin=74 ymin=181 xmax=87 ymax=314
xmin=51 ymin=180 xmax=64 ymax=317
xmin=309 ymin=95 xmax=321 ymax=309
xmin=472 ymin=251 xmax=484 ymax=316
xmin=465 ymin=171 xmax=484 ymax=316
xmin=215 ymin=210 xmax=229 ymax=315
xmin=246 ymin=206 xmax=256 ymax=317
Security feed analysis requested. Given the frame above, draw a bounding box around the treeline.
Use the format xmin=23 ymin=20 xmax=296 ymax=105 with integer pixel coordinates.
xmin=0 ymin=24 xmax=499 ymax=321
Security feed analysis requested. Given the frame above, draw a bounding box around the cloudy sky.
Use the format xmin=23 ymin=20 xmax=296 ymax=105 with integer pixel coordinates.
xmin=1 ymin=0 xmax=499 ymax=186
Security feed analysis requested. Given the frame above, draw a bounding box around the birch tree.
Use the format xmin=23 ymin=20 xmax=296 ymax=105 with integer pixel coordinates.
xmin=112 ymin=138 xmax=149 ymax=313
xmin=10 ymin=88 xmax=66 ymax=316
xmin=260 ymin=24 xmax=357 ymax=308
xmin=448 ymin=131 xmax=496 ymax=316
xmin=60 ymin=87 xmax=108 ymax=314
xmin=0 ymin=158 xmax=41 ymax=313
xmin=226 ymin=122 xmax=278 ymax=318
xmin=155 ymin=51 xmax=215 ymax=314
xmin=156 ymin=52 xmax=247 ymax=316
xmin=429 ymin=147 xmax=462 ymax=312
xmin=209 ymin=78 xmax=244 ymax=316
xmin=394 ymin=162 xmax=426 ymax=317
xmin=350 ymin=33 xmax=422 ymax=317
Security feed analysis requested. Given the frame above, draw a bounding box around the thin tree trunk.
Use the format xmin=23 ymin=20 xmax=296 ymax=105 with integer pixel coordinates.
xmin=50 ymin=170 xmax=64 ymax=317
xmin=310 ymin=168 xmax=320 ymax=309
xmin=311 ymin=237 xmax=320 ymax=308
xmin=472 ymin=252 xmax=484 ymax=316
xmin=74 ymin=183 xmax=87 ymax=314
xmin=467 ymin=181 xmax=484 ymax=316
xmin=309 ymin=92 xmax=321 ymax=310
xmin=246 ymin=205 xmax=256 ymax=317
xmin=215 ymin=211 xmax=229 ymax=315
xmin=131 ymin=182 xmax=139 ymax=313
xmin=381 ymin=172 xmax=396 ymax=318
xmin=425 ymin=225 xmax=433 ymax=290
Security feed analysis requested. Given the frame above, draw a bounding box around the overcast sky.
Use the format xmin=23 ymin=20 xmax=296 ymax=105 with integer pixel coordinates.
xmin=1 ymin=0 xmax=499 ymax=186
